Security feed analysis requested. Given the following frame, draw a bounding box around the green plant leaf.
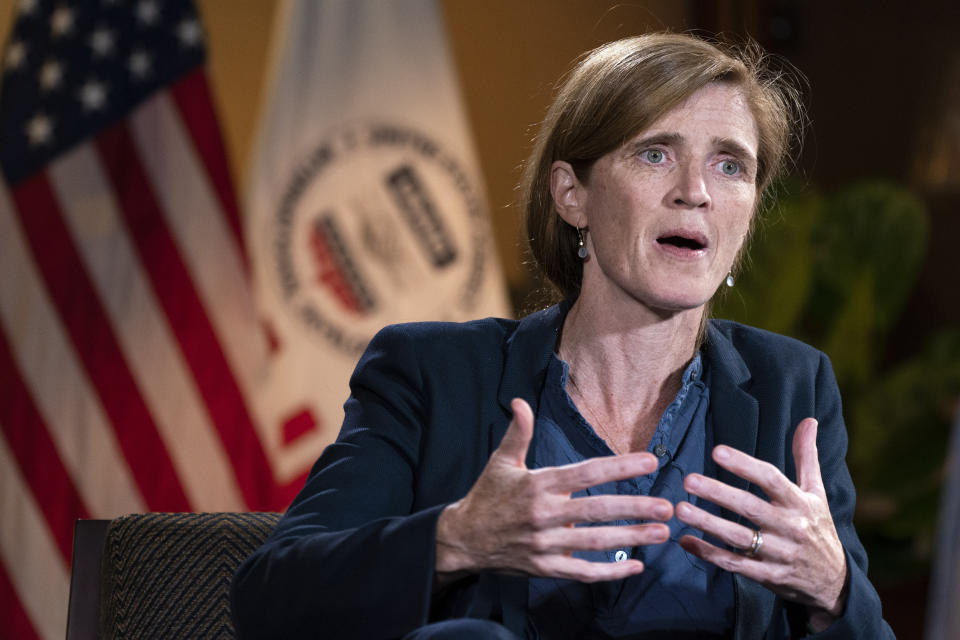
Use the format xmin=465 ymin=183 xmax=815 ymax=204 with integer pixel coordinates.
xmin=814 ymin=181 xmax=929 ymax=335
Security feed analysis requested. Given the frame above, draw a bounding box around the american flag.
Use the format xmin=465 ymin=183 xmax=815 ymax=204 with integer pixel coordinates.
xmin=0 ymin=1 xmax=300 ymax=637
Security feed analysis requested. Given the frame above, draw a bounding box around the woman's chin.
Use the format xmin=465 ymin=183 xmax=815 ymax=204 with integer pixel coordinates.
xmin=628 ymin=291 xmax=711 ymax=317
xmin=634 ymin=282 xmax=716 ymax=314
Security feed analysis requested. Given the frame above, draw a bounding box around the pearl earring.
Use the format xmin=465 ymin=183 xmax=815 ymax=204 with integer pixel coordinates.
xmin=725 ymin=273 xmax=735 ymax=287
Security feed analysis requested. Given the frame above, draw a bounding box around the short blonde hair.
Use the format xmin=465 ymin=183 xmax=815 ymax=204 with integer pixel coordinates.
xmin=522 ymin=32 xmax=804 ymax=300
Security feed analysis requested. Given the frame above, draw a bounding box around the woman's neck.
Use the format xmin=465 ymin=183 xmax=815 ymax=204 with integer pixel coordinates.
xmin=557 ymin=287 xmax=703 ymax=451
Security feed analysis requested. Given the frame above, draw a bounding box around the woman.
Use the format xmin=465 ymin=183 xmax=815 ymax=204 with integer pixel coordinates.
xmin=232 ymin=33 xmax=894 ymax=639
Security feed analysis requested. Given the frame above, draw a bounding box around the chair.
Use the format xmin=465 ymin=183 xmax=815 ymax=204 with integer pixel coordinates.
xmin=66 ymin=512 xmax=281 ymax=639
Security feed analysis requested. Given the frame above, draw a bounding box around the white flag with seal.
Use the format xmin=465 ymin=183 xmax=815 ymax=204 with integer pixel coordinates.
xmin=247 ymin=0 xmax=510 ymax=483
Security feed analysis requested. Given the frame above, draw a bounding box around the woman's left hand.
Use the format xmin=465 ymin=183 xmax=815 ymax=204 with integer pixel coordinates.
xmin=676 ymin=417 xmax=848 ymax=631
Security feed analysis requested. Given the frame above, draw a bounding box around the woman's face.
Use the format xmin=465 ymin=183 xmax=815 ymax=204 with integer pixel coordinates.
xmin=563 ymin=82 xmax=759 ymax=314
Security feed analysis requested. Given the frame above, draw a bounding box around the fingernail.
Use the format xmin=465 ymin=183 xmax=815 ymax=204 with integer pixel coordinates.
xmin=686 ymin=475 xmax=701 ymax=490
xmin=714 ymin=446 xmax=730 ymax=461
xmin=676 ymin=502 xmax=690 ymax=518
xmin=655 ymin=503 xmax=672 ymax=519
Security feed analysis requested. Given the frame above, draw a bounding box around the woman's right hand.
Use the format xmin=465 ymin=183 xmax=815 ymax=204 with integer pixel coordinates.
xmin=435 ymin=398 xmax=674 ymax=585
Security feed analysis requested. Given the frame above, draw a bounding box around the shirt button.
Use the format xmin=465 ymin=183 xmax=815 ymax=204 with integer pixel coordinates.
xmin=654 ymin=443 xmax=667 ymax=457
xmin=614 ymin=550 xmax=628 ymax=562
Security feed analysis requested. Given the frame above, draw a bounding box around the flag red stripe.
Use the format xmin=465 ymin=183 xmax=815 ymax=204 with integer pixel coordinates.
xmin=10 ymin=173 xmax=191 ymax=512
xmin=0 ymin=329 xmax=90 ymax=564
xmin=0 ymin=557 xmax=40 ymax=640
xmin=95 ymin=122 xmax=279 ymax=510
xmin=169 ymin=69 xmax=248 ymax=268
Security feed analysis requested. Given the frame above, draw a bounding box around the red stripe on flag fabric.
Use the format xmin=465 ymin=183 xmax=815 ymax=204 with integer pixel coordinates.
xmin=94 ymin=122 xmax=280 ymax=511
xmin=0 ymin=557 xmax=40 ymax=640
xmin=169 ymin=69 xmax=248 ymax=269
xmin=0 ymin=329 xmax=90 ymax=564
xmin=10 ymin=173 xmax=191 ymax=512
xmin=281 ymin=408 xmax=319 ymax=446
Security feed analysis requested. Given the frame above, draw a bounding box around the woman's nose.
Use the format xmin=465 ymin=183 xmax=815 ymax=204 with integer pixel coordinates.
xmin=668 ymin=163 xmax=711 ymax=209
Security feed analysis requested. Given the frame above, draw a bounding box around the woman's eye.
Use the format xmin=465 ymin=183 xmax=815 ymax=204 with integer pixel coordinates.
xmin=720 ymin=160 xmax=740 ymax=176
xmin=641 ymin=149 xmax=665 ymax=164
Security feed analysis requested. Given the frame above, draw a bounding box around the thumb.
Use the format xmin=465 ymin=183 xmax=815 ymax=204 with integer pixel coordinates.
xmin=495 ymin=398 xmax=535 ymax=467
xmin=793 ymin=418 xmax=825 ymax=497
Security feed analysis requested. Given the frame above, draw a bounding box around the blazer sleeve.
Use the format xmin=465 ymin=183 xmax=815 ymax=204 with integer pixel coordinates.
xmin=804 ymin=352 xmax=895 ymax=639
xmin=230 ymin=326 xmax=449 ymax=640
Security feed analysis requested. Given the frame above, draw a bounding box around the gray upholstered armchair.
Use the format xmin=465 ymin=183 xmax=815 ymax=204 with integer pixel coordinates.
xmin=66 ymin=512 xmax=281 ymax=639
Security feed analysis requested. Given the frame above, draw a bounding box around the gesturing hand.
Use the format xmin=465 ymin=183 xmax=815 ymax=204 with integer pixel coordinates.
xmin=435 ymin=398 xmax=674 ymax=584
xmin=675 ymin=418 xmax=848 ymax=630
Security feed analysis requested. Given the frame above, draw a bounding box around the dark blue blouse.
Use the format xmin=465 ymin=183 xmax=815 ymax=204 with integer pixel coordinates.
xmin=527 ymin=352 xmax=735 ymax=638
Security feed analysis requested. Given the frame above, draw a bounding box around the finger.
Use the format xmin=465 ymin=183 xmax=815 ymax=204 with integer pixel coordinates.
xmin=675 ymin=501 xmax=781 ymax=560
xmin=793 ymin=418 xmax=825 ymax=497
xmin=712 ymin=445 xmax=800 ymax=504
xmin=533 ymin=555 xmax=645 ymax=583
xmin=543 ymin=452 xmax=659 ymax=493
xmin=537 ymin=522 xmax=671 ymax=554
xmin=682 ymin=474 xmax=776 ymax=526
xmin=494 ymin=398 xmax=536 ymax=467
xmin=565 ymin=494 xmax=673 ymax=524
xmin=678 ymin=534 xmax=765 ymax=577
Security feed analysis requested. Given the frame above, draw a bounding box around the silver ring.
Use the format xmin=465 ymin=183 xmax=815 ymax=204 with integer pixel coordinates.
xmin=744 ymin=529 xmax=763 ymax=557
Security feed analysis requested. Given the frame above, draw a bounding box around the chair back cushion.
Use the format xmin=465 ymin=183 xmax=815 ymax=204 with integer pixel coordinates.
xmin=99 ymin=512 xmax=280 ymax=639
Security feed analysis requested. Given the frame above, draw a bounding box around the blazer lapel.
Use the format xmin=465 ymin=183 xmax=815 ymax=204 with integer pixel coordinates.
xmin=492 ymin=300 xmax=570 ymax=465
xmin=705 ymin=322 xmax=760 ymax=499
xmin=496 ymin=301 xmax=570 ymax=413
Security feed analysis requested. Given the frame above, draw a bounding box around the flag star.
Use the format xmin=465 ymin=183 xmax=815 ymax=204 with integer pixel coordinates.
xmin=90 ymin=28 xmax=115 ymax=57
xmin=79 ymin=80 xmax=107 ymax=111
xmin=128 ymin=50 xmax=152 ymax=80
xmin=176 ymin=18 xmax=202 ymax=47
xmin=39 ymin=59 xmax=63 ymax=91
xmin=26 ymin=114 xmax=53 ymax=146
xmin=50 ymin=6 xmax=74 ymax=37
xmin=136 ymin=0 xmax=159 ymax=25
xmin=5 ymin=41 xmax=26 ymax=71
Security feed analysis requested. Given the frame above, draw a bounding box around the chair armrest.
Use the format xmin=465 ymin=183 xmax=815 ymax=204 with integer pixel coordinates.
xmin=66 ymin=519 xmax=110 ymax=640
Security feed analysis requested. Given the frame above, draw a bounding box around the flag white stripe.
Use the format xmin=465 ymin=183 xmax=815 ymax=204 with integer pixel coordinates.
xmin=49 ymin=145 xmax=245 ymax=512
xmin=0 ymin=183 xmax=144 ymax=518
xmin=130 ymin=94 xmax=274 ymax=451
xmin=0 ymin=430 xmax=70 ymax=640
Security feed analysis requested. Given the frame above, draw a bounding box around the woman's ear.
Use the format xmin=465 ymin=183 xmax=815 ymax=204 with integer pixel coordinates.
xmin=550 ymin=161 xmax=586 ymax=227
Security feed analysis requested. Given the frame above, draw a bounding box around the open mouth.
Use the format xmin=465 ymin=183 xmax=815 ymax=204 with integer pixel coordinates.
xmin=656 ymin=234 xmax=706 ymax=251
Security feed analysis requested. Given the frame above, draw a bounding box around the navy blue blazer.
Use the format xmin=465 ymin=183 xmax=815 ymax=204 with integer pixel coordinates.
xmin=231 ymin=302 xmax=894 ymax=639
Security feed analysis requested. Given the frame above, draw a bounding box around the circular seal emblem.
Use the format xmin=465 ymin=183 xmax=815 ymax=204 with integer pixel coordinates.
xmin=271 ymin=122 xmax=489 ymax=356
